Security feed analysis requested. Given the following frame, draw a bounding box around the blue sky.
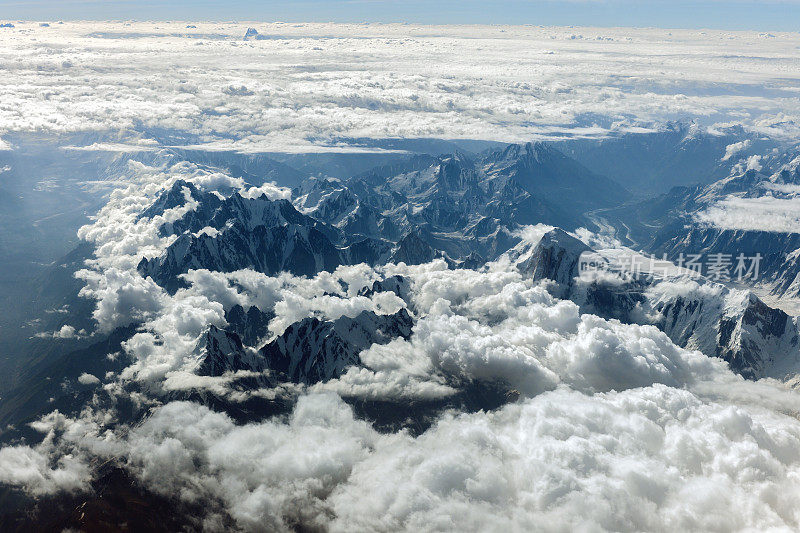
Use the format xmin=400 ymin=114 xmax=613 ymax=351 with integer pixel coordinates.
xmin=0 ymin=0 xmax=799 ymax=31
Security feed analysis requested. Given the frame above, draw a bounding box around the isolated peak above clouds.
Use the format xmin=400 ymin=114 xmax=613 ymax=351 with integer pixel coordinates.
xmin=0 ymin=21 xmax=799 ymax=152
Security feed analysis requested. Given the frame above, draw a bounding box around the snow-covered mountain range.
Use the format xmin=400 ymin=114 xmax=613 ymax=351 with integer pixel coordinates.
xmin=605 ymin=155 xmax=800 ymax=305
xmin=510 ymin=227 xmax=800 ymax=380
xmin=138 ymin=143 xmax=630 ymax=291
xmin=4 ymin=126 xmax=800 ymax=531
xmin=111 ymin=140 xmax=800 ymax=396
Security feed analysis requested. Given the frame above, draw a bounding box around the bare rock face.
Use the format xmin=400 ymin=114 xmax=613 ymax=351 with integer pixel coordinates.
xmin=260 ymin=308 xmax=413 ymax=384
xmin=195 ymin=325 xmax=266 ymax=377
xmin=515 ymin=228 xmax=591 ymax=298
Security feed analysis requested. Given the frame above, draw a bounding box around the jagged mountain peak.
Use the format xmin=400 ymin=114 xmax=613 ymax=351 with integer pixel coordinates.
xmin=137 ymin=190 xmax=346 ymax=290
xmin=194 ymin=324 xmax=264 ymax=377
xmin=484 ymin=141 xmax=551 ymax=166
xmin=225 ymin=304 xmax=274 ymax=347
xmin=259 ymin=308 xmax=413 ymax=384
xmin=511 ymin=227 xmax=591 ymax=298
xmin=774 ymin=162 xmax=800 ymax=185
xmin=481 ymin=142 xmax=631 ymax=214
xmin=693 ymin=168 xmax=769 ymax=203
xmin=139 ymin=179 xmax=208 ymax=220
xmin=358 ymin=274 xmax=412 ymax=303
xmin=293 ymin=176 xmax=344 ymax=198
xmin=391 ymin=230 xmax=444 ymax=266
xmin=437 ymin=150 xmax=475 ymax=170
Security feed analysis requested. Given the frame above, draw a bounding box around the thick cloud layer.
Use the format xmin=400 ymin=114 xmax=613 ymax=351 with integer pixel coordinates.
xmin=319 ymin=270 xmax=724 ymax=401
xmin=696 ymin=196 xmax=800 ymax=233
xmin=0 ymin=22 xmax=799 ymax=151
xmin=5 ymin=382 xmax=800 ymax=532
xmin=330 ymin=386 xmax=800 ymax=532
